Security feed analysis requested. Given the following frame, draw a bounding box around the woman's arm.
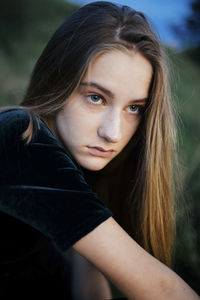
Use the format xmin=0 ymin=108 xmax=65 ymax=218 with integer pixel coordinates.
xmin=71 ymin=249 xmax=112 ymax=300
xmin=72 ymin=217 xmax=199 ymax=300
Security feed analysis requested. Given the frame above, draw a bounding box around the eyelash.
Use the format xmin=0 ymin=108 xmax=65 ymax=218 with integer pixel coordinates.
xmin=86 ymin=94 xmax=145 ymax=115
xmin=88 ymin=94 xmax=105 ymax=104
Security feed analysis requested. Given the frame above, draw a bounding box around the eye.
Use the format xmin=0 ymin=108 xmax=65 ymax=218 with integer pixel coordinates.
xmin=128 ymin=105 xmax=140 ymax=114
xmin=88 ymin=94 xmax=104 ymax=104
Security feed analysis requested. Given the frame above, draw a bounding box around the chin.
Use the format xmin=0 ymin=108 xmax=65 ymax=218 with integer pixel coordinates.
xmin=77 ymin=157 xmax=109 ymax=171
xmin=84 ymin=165 xmax=106 ymax=171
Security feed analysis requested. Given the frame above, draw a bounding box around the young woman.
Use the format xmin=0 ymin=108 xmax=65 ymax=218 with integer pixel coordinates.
xmin=0 ymin=1 xmax=199 ymax=299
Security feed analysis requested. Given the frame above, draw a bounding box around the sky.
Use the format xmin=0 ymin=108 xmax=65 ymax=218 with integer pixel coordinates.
xmin=68 ymin=0 xmax=191 ymax=49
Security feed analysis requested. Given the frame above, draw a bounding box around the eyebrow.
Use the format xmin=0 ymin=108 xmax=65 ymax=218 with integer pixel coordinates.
xmin=79 ymin=81 xmax=148 ymax=104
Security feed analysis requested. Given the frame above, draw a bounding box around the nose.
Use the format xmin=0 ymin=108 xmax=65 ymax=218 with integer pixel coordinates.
xmin=97 ymin=109 xmax=122 ymax=143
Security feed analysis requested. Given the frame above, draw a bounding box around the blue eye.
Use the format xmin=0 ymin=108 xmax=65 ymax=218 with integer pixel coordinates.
xmin=89 ymin=95 xmax=102 ymax=103
xmin=128 ymin=105 xmax=139 ymax=113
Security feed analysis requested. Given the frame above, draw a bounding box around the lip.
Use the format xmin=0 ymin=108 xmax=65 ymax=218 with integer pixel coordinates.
xmin=87 ymin=146 xmax=115 ymax=158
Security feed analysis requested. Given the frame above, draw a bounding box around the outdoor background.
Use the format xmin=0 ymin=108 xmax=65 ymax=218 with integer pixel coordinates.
xmin=0 ymin=0 xmax=199 ymax=297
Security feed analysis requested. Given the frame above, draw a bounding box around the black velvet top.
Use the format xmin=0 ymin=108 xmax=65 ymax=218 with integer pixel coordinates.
xmin=0 ymin=109 xmax=112 ymax=297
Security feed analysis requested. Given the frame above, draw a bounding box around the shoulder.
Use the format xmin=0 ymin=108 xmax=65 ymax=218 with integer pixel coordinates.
xmin=0 ymin=108 xmax=31 ymax=150
xmin=0 ymin=108 xmax=56 ymax=145
xmin=0 ymin=108 xmax=30 ymax=130
xmin=0 ymin=107 xmax=80 ymax=171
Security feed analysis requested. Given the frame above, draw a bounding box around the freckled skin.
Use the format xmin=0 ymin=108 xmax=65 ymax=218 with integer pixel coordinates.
xmin=50 ymin=50 xmax=152 ymax=171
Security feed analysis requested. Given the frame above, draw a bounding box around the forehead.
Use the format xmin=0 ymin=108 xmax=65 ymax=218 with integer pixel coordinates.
xmin=82 ymin=49 xmax=152 ymax=99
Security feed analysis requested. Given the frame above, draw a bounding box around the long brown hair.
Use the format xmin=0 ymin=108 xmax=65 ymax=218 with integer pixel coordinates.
xmin=3 ymin=1 xmax=179 ymax=266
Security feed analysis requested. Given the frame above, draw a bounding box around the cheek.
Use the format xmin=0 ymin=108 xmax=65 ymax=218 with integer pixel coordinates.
xmin=122 ymin=118 xmax=140 ymax=143
xmin=71 ymin=110 xmax=100 ymax=134
xmin=55 ymin=112 xmax=75 ymax=144
xmin=61 ymin=114 xmax=96 ymax=142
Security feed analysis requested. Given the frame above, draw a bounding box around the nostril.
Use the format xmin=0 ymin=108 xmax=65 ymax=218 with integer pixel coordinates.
xmin=97 ymin=127 xmax=121 ymax=143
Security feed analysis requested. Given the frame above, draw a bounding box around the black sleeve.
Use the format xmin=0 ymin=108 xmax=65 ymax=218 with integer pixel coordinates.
xmin=0 ymin=109 xmax=112 ymax=252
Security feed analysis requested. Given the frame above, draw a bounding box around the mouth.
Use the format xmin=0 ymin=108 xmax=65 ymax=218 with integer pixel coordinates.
xmin=87 ymin=146 xmax=115 ymax=158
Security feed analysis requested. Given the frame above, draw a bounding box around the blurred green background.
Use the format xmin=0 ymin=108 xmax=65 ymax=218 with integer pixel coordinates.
xmin=0 ymin=0 xmax=199 ymax=296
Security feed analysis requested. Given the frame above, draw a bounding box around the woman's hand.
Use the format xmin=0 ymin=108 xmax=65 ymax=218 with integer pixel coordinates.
xmin=72 ymin=217 xmax=199 ymax=300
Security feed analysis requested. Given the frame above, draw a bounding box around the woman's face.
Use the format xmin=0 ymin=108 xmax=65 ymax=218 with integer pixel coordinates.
xmin=52 ymin=50 xmax=152 ymax=171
